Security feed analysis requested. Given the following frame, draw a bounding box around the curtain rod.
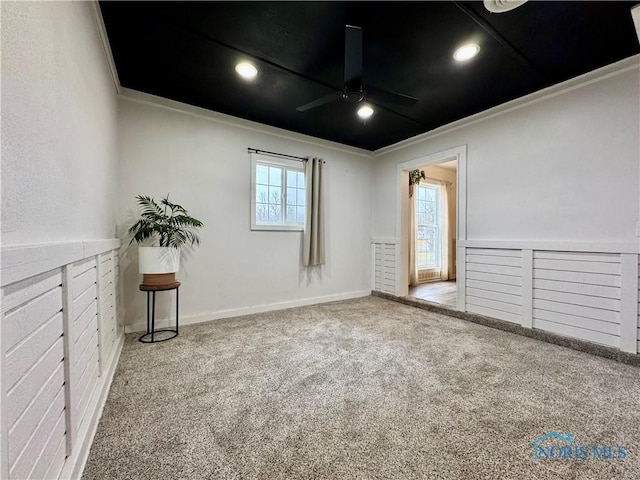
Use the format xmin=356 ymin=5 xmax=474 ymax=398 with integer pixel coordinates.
xmin=247 ymin=148 xmax=307 ymax=162
xmin=424 ymin=176 xmax=453 ymax=186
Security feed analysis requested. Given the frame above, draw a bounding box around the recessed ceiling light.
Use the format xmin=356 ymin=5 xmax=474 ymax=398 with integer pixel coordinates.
xmin=235 ymin=62 xmax=258 ymax=79
xmin=357 ymin=104 xmax=374 ymax=119
xmin=453 ymin=44 xmax=480 ymax=62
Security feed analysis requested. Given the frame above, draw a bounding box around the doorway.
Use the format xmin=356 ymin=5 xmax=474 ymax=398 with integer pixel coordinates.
xmin=408 ymin=281 xmax=457 ymax=307
xmin=395 ymin=146 xmax=467 ymax=310
xmin=408 ymin=159 xmax=457 ymax=306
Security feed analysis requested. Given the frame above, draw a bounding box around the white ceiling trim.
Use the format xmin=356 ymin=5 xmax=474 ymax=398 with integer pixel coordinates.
xmin=93 ymin=0 xmax=369 ymax=158
xmin=632 ymin=5 xmax=640 ymax=43
xmin=118 ymin=88 xmax=374 ymax=159
xmin=92 ymin=0 xmax=638 ymax=158
xmin=91 ymin=0 xmax=121 ymax=94
xmin=374 ymin=54 xmax=640 ymax=158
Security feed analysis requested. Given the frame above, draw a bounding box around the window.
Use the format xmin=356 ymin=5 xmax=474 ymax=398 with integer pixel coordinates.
xmin=416 ymin=183 xmax=441 ymax=269
xmin=251 ymin=154 xmax=305 ymax=231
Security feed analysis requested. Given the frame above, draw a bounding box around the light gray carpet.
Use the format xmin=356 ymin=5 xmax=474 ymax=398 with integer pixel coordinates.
xmin=83 ymin=296 xmax=640 ymax=479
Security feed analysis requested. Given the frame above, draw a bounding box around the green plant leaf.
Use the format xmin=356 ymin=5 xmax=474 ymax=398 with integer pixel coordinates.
xmin=129 ymin=195 xmax=203 ymax=248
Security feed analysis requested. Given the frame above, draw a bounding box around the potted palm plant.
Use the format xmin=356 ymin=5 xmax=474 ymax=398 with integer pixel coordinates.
xmin=129 ymin=195 xmax=203 ymax=285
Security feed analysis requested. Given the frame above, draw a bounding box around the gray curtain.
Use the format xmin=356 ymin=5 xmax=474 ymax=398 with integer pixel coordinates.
xmin=303 ymin=157 xmax=325 ymax=266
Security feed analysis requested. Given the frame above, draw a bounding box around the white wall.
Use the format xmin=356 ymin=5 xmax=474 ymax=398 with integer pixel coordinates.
xmin=371 ymin=59 xmax=640 ymax=353
xmin=1 ymin=2 xmax=122 ymax=479
xmin=1 ymin=1 xmax=119 ymax=245
xmin=373 ymin=63 xmax=640 ymax=244
xmin=117 ymin=93 xmax=373 ymax=330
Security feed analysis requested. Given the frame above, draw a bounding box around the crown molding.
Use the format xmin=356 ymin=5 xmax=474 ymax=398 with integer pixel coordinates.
xmin=374 ymin=54 xmax=640 ymax=158
xmin=91 ymin=0 xmax=121 ymax=94
xmin=91 ymin=0 xmax=638 ymax=160
xmin=93 ymin=0 xmax=368 ymax=158
xmin=118 ymin=88 xmax=374 ymax=159
xmin=632 ymin=4 xmax=640 ymax=42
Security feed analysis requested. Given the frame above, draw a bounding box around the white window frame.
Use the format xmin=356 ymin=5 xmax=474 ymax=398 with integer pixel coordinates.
xmin=415 ymin=182 xmax=442 ymax=270
xmin=250 ymin=153 xmax=305 ymax=231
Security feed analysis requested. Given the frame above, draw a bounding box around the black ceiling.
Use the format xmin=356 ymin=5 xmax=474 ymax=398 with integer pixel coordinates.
xmin=99 ymin=1 xmax=639 ymax=151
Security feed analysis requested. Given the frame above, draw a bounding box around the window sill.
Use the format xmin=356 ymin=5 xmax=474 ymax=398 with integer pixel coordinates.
xmin=251 ymin=224 xmax=303 ymax=232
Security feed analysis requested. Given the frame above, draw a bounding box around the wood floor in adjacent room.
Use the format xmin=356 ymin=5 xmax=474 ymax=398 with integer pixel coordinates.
xmin=83 ymin=296 xmax=640 ymax=480
xmin=408 ymin=280 xmax=457 ymax=307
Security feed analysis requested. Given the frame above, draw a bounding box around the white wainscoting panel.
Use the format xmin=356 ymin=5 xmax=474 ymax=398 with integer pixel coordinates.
xmin=114 ymin=251 xmax=124 ymax=335
xmin=465 ymin=248 xmax=523 ymax=324
xmin=373 ymin=242 xmax=397 ymax=294
xmin=97 ymin=251 xmax=118 ymax=373
xmin=452 ymin=241 xmax=639 ymax=354
xmin=532 ymin=251 xmax=622 ymax=348
xmin=1 ymin=239 xmax=123 ymax=479
xmin=3 ymin=270 xmax=66 ymax=480
xmin=71 ymin=257 xmax=99 ymax=443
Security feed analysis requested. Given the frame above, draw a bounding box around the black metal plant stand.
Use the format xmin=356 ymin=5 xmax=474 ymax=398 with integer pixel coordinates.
xmin=139 ymin=282 xmax=180 ymax=343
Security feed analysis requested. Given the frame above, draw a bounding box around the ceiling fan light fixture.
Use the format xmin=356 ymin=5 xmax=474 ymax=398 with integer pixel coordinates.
xmin=235 ymin=62 xmax=258 ymax=79
xmin=453 ymin=43 xmax=480 ymax=62
xmin=357 ymin=104 xmax=374 ymax=119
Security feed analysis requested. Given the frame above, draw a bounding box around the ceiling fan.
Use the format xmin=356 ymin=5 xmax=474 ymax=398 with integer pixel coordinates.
xmin=296 ymin=25 xmax=419 ymax=114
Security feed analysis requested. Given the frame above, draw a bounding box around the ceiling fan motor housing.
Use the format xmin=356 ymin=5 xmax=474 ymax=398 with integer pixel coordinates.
xmin=343 ymin=81 xmax=365 ymax=103
xmin=295 ymin=25 xmax=417 ymax=112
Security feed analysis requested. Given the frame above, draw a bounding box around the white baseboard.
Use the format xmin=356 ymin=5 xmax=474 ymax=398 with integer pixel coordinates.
xmin=125 ymin=290 xmax=371 ymax=333
xmin=59 ymin=334 xmax=124 ymax=480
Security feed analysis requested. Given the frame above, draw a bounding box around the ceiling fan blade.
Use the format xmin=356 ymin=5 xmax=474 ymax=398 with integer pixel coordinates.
xmin=296 ymin=91 xmax=342 ymax=112
xmin=344 ymin=25 xmax=362 ymax=83
xmin=367 ymin=85 xmax=419 ymax=108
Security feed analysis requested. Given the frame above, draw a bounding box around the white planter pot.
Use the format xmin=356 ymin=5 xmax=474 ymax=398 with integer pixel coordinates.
xmin=138 ymin=247 xmax=180 ymax=274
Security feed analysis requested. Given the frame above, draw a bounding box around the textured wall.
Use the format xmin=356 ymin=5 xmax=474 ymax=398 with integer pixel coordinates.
xmin=373 ymin=65 xmax=640 ymax=243
xmin=1 ymin=1 xmax=119 ymax=245
xmin=117 ymin=95 xmax=374 ymax=328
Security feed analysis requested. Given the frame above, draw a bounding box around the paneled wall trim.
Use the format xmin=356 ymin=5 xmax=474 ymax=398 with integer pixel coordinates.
xmin=372 ymin=239 xmax=399 ymax=295
xmin=456 ymin=242 xmax=639 ymax=354
xmin=374 ymin=240 xmax=639 ymax=354
xmin=1 ymin=239 xmax=123 ymax=479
